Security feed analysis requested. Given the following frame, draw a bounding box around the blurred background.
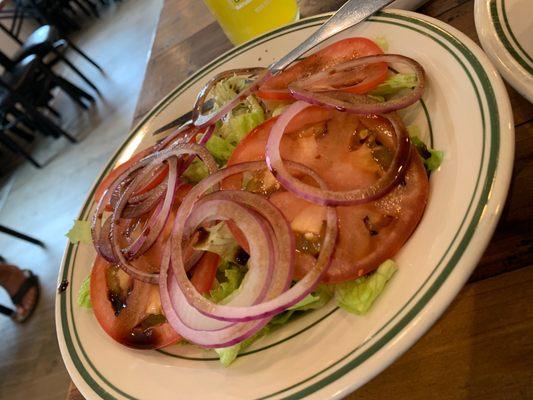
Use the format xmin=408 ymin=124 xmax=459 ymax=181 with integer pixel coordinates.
xmin=0 ymin=0 xmax=163 ymax=398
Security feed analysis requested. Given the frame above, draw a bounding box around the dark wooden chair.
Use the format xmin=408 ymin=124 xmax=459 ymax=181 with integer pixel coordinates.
xmin=0 ymin=54 xmax=90 ymax=167
xmin=11 ymin=24 xmax=103 ymax=95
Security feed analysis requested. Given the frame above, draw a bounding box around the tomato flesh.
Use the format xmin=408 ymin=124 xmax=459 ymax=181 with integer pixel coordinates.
xmin=91 ymin=251 xmax=220 ymax=349
xmin=90 ymin=182 xmax=221 ymax=349
xmin=224 ymin=108 xmax=429 ymax=283
xmin=258 ymin=37 xmax=387 ymax=100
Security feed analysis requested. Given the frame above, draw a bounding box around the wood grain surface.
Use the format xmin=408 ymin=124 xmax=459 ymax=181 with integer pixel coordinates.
xmin=67 ymin=0 xmax=533 ymax=398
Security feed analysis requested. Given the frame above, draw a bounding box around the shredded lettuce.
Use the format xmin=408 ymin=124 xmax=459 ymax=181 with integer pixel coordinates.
xmin=212 ymin=75 xmax=265 ymax=148
xmin=205 ymin=134 xmax=236 ymax=166
xmin=271 ymin=103 xmax=290 ymax=117
xmin=271 ymin=285 xmax=333 ymax=326
xmin=367 ymin=94 xmax=385 ymax=103
xmin=208 ymin=262 xmax=245 ymax=304
xmin=220 ymin=110 xmax=264 ymax=147
xmin=370 ymin=73 xmax=417 ymax=97
xmin=289 ymin=285 xmax=332 ymax=311
xmin=214 ymin=285 xmax=332 ymax=366
xmin=185 ymin=75 xmax=265 ymax=174
xmin=374 ymin=36 xmax=389 ymax=52
xmin=212 ymin=75 xmax=248 ymax=107
xmin=334 ymin=259 xmax=397 ymax=315
xmin=66 ymin=219 xmax=92 ymax=245
xmin=214 ymin=344 xmax=240 ymax=367
xmin=183 ymin=77 xmax=266 ymax=180
xmin=408 ymin=125 xmax=444 ymax=172
xmin=215 ymin=326 xmax=270 ymax=367
xmin=193 ymin=221 xmax=240 ymax=262
xmin=77 ymin=275 xmax=92 ymax=308
xmin=182 ymin=158 xmax=209 ymax=183
xmin=219 ymin=94 xmax=265 ymax=147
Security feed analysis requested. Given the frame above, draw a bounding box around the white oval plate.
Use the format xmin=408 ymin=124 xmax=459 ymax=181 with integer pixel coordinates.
xmin=475 ymin=0 xmax=533 ymax=101
xmin=56 ymin=10 xmax=514 ymax=400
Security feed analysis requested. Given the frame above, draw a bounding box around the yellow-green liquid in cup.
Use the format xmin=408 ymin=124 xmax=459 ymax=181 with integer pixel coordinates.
xmin=203 ymin=0 xmax=299 ymax=45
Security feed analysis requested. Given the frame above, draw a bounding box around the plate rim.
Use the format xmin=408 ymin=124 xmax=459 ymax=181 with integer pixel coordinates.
xmin=474 ymin=0 xmax=533 ymax=102
xmin=55 ymin=9 xmax=514 ymax=400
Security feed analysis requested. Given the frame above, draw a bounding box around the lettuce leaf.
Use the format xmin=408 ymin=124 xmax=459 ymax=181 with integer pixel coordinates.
xmin=182 ymin=158 xmax=209 ymax=183
xmin=215 ymin=326 xmax=270 ymax=367
xmin=334 ymin=259 xmax=397 ymax=315
xmin=374 ymin=36 xmax=389 ymax=52
xmin=77 ymin=275 xmax=92 ymax=308
xmin=269 ymin=285 xmax=332 ymax=326
xmin=66 ymin=219 xmax=92 ymax=245
xmin=213 ymin=284 xmax=332 ymax=365
xmin=208 ymin=262 xmax=245 ymax=304
xmin=193 ymin=222 xmax=240 ymax=262
xmin=408 ymin=125 xmax=444 ymax=172
xmin=197 ymin=75 xmax=266 ymax=167
xmin=219 ymin=94 xmax=265 ymax=147
xmin=370 ymin=73 xmax=417 ymax=97
xmin=205 ymin=134 xmax=236 ymax=166
xmin=212 ymin=75 xmax=248 ymax=108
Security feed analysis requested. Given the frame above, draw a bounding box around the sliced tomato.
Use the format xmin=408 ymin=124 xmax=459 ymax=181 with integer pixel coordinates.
xmin=90 ymin=255 xmax=179 ymax=349
xmin=90 ymin=182 xmax=221 ymax=349
xmin=224 ymin=108 xmax=429 ymax=283
xmin=258 ymin=37 xmax=387 ymax=100
xmin=91 ymin=251 xmax=219 ymax=349
xmin=190 ymin=252 xmax=220 ymax=293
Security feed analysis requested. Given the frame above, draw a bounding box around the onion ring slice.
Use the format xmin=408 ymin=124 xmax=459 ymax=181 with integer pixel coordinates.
xmin=265 ymin=101 xmax=411 ymax=206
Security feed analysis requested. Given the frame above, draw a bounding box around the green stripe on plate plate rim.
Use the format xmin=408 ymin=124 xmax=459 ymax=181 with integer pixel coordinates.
xmin=489 ymin=0 xmax=533 ymax=74
xmin=58 ymin=11 xmax=499 ymax=400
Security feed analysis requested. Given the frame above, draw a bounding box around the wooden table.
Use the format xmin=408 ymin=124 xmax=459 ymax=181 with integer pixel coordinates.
xmin=67 ymin=0 xmax=533 ymax=398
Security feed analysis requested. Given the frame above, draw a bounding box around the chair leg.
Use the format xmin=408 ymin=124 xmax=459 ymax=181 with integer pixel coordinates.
xmin=23 ymin=105 xmax=78 ymax=143
xmin=0 ymin=22 xmax=23 ymax=45
xmin=54 ymin=51 xmax=101 ymax=95
xmin=56 ymin=75 xmax=95 ymax=104
xmin=0 ymin=224 xmax=46 ymax=247
xmin=80 ymin=0 xmax=100 ymax=17
xmin=0 ymin=134 xmax=42 ymax=168
xmin=0 ymin=304 xmax=15 ymax=317
xmin=9 ymin=125 xmax=35 ymax=142
xmin=65 ymin=39 xmax=104 ymax=73
xmin=9 ymin=108 xmax=55 ymax=138
xmin=73 ymin=0 xmax=94 ymax=17
xmin=38 ymin=61 xmax=95 ymax=107
xmin=45 ymin=104 xmax=62 ymax=119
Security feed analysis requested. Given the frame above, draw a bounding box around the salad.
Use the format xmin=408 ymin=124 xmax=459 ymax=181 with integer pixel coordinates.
xmin=68 ymin=37 xmax=442 ymax=366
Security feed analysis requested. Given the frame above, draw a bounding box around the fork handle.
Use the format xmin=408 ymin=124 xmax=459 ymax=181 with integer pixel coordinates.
xmin=270 ymin=0 xmax=394 ymax=73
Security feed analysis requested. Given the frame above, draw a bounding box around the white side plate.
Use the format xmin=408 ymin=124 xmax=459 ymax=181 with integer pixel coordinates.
xmin=475 ymin=0 xmax=533 ymax=101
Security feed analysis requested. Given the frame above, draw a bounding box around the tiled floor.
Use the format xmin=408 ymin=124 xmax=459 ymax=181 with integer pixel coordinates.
xmin=0 ymin=1 xmax=163 ymax=398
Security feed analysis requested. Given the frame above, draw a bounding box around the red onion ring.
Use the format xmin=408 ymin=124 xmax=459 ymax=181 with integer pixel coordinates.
xmin=107 ymin=144 xmax=218 ymax=283
xmin=160 ymin=246 xmax=270 ymax=348
xmin=91 ymin=151 xmax=161 ymax=263
xmin=120 ymin=124 xmax=216 ymax=220
xmin=192 ymin=67 xmax=269 ymax=128
xmin=289 ymin=54 xmax=425 ymax=115
xmin=167 ymin=198 xmax=275 ymax=333
xmin=163 ymin=188 xmax=295 ymax=338
xmin=265 ymin=101 xmax=411 ymax=206
xmin=168 ymin=160 xmax=337 ymax=323
xmin=156 ymin=121 xmax=197 ymax=149
xmin=122 ymin=183 xmax=167 ymax=219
